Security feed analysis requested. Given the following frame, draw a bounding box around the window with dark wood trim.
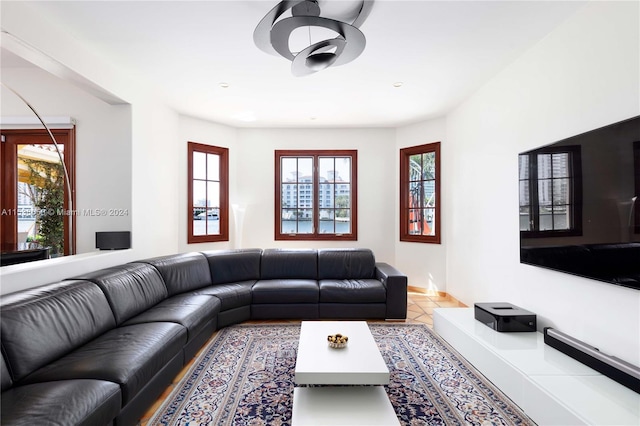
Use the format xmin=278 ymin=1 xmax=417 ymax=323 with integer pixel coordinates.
xmin=1 ymin=128 xmax=76 ymax=256
xmin=275 ymin=150 xmax=357 ymax=241
xmin=519 ymin=145 xmax=582 ymax=238
xmin=187 ymin=142 xmax=228 ymax=243
xmin=400 ymin=142 xmax=441 ymax=244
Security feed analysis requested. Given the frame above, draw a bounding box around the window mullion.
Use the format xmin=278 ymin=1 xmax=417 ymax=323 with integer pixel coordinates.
xmin=313 ymin=155 xmax=319 ymax=235
xmin=531 ymin=154 xmax=540 ymax=232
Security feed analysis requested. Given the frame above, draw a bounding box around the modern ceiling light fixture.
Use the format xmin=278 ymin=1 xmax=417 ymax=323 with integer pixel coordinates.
xmin=254 ymin=0 xmax=374 ymax=77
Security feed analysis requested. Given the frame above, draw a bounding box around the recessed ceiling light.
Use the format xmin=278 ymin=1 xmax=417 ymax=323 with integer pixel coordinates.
xmin=393 ymin=82 xmax=403 ymax=88
xmin=219 ymin=82 xmax=230 ymax=88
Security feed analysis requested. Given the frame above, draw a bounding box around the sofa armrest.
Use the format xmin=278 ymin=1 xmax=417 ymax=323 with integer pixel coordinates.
xmin=375 ymin=262 xmax=407 ymax=320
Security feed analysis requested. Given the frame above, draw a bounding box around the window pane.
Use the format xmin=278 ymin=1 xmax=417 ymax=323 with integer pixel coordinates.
xmin=206 ymin=209 xmax=220 ymax=235
xmin=319 ymin=209 xmax=335 ymax=234
xmin=539 ymin=212 xmax=553 ymax=231
xmin=518 ymin=155 xmax=529 ymax=179
xmin=537 ymin=154 xmax=551 ymax=179
xmin=281 ymin=157 xmax=298 ymax=182
xmin=297 ymin=185 xmax=312 ymax=208
xmin=193 ymin=152 xmax=206 ymax=180
xmin=552 ymin=153 xmax=569 ymax=178
xmin=319 ymin=183 xmax=333 ymax=207
xmin=280 ymin=183 xmax=298 ymax=209
xmin=335 ymin=192 xmax=349 ymax=210
xmin=319 ymin=157 xmax=335 ymax=181
xmin=334 ymin=157 xmax=351 ymax=183
xmin=298 ymin=209 xmax=313 ymax=233
xmin=424 ymin=208 xmax=436 ymax=236
xmin=207 ymin=153 xmax=219 ymax=181
xmin=519 ymin=207 xmax=531 ymax=231
xmin=423 ymin=182 xmax=435 ymax=207
xmin=193 ymin=212 xmax=205 ymax=236
xmin=408 ymin=182 xmax=420 ymax=208
xmin=281 ymin=215 xmax=298 ymax=234
xmin=298 ymin=157 xmax=313 ymax=180
xmin=553 ymin=178 xmax=569 ymax=204
xmin=519 ymin=180 xmax=530 ymax=206
xmin=538 ymin=180 xmax=552 ymax=206
xmin=552 ymin=206 xmax=569 ymax=230
xmin=422 ymin=152 xmax=435 ymax=180
xmin=207 ymin=182 xmax=219 ymax=208
xmin=336 ymin=209 xmax=350 ymax=234
xmin=409 ymin=154 xmax=422 ymax=181
xmin=193 ymin=181 xmax=206 ymax=207
xmin=408 ymin=208 xmax=422 ymax=235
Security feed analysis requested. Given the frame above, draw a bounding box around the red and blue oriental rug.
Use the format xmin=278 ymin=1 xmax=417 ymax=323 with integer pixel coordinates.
xmin=147 ymin=323 xmax=534 ymax=425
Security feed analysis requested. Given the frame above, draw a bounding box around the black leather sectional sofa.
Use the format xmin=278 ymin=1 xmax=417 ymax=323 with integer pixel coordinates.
xmin=0 ymin=248 xmax=407 ymax=426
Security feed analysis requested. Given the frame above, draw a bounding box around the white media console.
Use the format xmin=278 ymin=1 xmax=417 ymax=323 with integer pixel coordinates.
xmin=433 ymin=308 xmax=640 ymax=426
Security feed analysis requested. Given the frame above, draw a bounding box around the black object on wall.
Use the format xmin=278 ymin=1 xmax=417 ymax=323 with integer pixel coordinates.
xmin=96 ymin=231 xmax=131 ymax=250
xmin=519 ymin=115 xmax=640 ymax=289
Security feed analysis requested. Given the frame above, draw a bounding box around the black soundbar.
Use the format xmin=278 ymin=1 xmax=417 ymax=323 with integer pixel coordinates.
xmin=544 ymin=327 xmax=640 ymax=394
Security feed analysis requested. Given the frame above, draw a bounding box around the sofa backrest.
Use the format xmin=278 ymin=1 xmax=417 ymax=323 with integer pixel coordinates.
xmin=73 ymin=263 xmax=169 ymax=325
xmin=0 ymin=280 xmax=116 ymax=382
xmin=261 ymin=249 xmax=318 ymax=279
xmin=201 ymin=249 xmax=262 ymax=284
xmin=318 ymin=248 xmax=376 ymax=279
xmin=138 ymin=252 xmax=212 ymax=296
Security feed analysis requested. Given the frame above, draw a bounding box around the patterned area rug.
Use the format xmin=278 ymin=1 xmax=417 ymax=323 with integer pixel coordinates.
xmin=148 ymin=323 xmax=534 ymax=425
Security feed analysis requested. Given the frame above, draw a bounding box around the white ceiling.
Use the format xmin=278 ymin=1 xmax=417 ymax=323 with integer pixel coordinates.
xmin=4 ymin=1 xmax=586 ymax=128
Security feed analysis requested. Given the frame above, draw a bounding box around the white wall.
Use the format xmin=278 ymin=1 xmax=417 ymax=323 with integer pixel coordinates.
xmin=1 ymin=1 xmax=182 ymax=292
xmin=1 ymin=67 xmax=132 ymax=254
xmin=395 ymin=117 xmax=448 ymax=291
xmin=445 ymin=1 xmax=640 ymax=364
xmin=235 ymin=128 xmax=397 ymax=263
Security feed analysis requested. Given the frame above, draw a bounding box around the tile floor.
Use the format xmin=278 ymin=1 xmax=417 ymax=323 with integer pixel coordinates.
xmin=139 ymin=289 xmax=466 ymax=425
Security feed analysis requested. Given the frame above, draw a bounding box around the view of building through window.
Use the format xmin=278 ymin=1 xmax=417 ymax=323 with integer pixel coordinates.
xmin=276 ymin=150 xmax=357 ymax=240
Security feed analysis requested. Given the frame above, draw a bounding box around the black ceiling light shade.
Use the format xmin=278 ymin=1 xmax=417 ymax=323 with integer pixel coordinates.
xmin=254 ymin=0 xmax=374 ymax=77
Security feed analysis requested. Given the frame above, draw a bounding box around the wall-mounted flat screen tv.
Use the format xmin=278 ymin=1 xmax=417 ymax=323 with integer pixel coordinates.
xmin=519 ymin=116 xmax=640 ymax=290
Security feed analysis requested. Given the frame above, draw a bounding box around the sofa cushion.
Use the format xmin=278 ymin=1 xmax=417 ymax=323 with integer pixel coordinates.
xmin=318 ymin=248 xmax=376 ymax=279
xmin=252 ymin=279 xmax=319 ymax=304
xmin=123 ymin=293 xmax=220 ymax=342
xmin=319 ymin=279 xmax=386 ymax=303
xmin=261 ymin=249 xmax=318 ymax=279
xmin=1 ymin=355 xmax=12 ymax=392
xmin=139 ymin=252 xmax=212 ymax=296
xmin=0 ymin=280 xmax=116 ymax=382
xmin=21 ymin=322 xmax=187 ymax=405
xmin=202 ymin=249 xmax=262 ymax=284
xmin=193 ymin=281 xmax=254 ymax=310
xmin=73 ymin=263 xmax=168 ymax=325
xmin=1 ymin=380 xmax=121 ymax=426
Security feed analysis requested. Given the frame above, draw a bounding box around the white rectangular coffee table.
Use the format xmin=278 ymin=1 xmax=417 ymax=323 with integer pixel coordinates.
xmin=295 ymin=321 xmax=390 ymax=385
xmin=292 ymin=321 xmax=399 ymax=425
